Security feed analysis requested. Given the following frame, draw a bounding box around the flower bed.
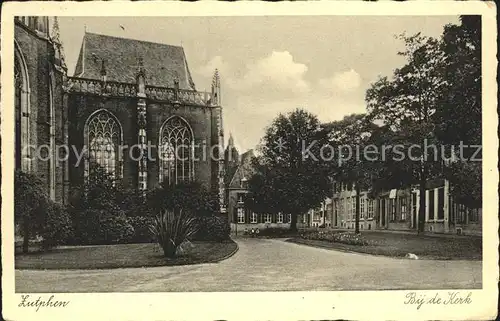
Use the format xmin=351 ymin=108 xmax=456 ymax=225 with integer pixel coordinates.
xmin=300 ymin=230 xmax=370 ymax=246
xmin=251 ymin=227 xmax=300 ymax=238
xmin=290 ymin=230 xmax=482 ymax=260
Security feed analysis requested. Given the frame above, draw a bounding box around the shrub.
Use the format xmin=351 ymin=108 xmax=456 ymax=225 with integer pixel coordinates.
xmin=300 ymin=230 xmax=370 ymax=246
xmin=117 ymin=187 xmax=152 ymax=218
xmin=69 ymin=165 xmax=135 ymax=245
xmin=72 ymin=207 xmax=134 ymax=245
xmin=70 ymin=207 xmax=100 ymax=245
xmin=40 ymin=202 xmax=73 ymax=250
xmin=100 ymin=212 xmax=135 ymax=244
xmin=127 ymin=216 xmax=155 ymax=243
xmin=192 ymin=215 xmax=230 ymax=242
xmin=147 ymin=181 xmax=219 ymax=216
xmin=149 ymin=209 xmax=199 ymax=258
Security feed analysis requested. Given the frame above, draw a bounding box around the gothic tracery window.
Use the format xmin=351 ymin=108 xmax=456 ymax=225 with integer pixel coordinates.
xmin=159 ymin=116 xmax=194 ymax=185
xmin=85 ymin=110 xmax=122 ymax=179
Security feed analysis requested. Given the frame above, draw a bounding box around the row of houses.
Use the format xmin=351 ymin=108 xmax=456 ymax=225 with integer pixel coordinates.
xmin=225 ymin=145 xmax=481 ymax=236
xmin=307 ymin=179 xmax=482 ymax=236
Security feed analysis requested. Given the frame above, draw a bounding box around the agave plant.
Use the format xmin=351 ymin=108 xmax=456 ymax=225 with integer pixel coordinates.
xmin=149 ymin=209 xmax=199 ymax=258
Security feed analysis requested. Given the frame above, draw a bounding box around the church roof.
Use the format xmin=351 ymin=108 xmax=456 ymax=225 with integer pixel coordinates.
xmin=240 ymin=149 xmax=255 ymax=164
xmin=229 ymin=149 xmax=255 ymax=189
xmin=73 ymin=32 xmax=196 ymax=90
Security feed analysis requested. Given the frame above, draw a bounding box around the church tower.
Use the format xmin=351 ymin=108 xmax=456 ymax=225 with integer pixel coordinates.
xmin=226 ymin=133 xmax=240 ymax=163
xmin=224 ymin=133 xmax=240 ymax=188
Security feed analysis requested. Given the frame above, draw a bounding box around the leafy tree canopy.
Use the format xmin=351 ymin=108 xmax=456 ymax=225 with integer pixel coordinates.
xmin=245 ymin=109 xmax=332 ymax=230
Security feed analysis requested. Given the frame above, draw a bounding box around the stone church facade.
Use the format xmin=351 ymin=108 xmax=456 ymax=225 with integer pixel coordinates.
xmin=14 ymin=17 xmax=226 ymax=212
xmin=14 ymin=16 xmax=67 ymax=202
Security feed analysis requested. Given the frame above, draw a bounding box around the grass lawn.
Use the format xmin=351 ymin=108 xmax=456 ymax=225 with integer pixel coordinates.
xmin=288 ymin=231 xmax=482 ymax=260
xmin=15 ymin=241 xmax=238 ymax=270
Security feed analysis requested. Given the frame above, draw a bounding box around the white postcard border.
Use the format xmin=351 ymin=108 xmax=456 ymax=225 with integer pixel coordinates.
xmin=1 ymin=2 xmax=498 ymax=320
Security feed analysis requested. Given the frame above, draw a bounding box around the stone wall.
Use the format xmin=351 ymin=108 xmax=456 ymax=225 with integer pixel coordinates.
xmin=15 ymin=21 xmax=66 ymax=203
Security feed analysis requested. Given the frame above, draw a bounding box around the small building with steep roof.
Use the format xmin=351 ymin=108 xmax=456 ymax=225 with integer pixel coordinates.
xmin=227 ymin=149 xmax=306 ymax=233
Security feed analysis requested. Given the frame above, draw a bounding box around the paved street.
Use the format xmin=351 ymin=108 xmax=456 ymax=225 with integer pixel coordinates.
xmin=16 ymin=238 xmax=481 ymax=292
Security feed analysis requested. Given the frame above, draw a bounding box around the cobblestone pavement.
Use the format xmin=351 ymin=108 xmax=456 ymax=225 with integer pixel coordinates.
xmin=15 ymin=238 xmax=481 ymax=292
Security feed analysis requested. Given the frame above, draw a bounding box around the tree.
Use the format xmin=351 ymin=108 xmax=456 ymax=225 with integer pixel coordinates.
xmin=445 ymin=161 xmax=481 ymax=208
xmin=325 ymin=114 xmax=377 ymax=234
xmin=366 ymin=32 xmax=445 ymax=233
xmin=15 ymin=171 xmax=73 ymax=251
xmin=15 ymin=171 xmax=50 ymax=253
xmin=245 ymin=109 xmax=331 ymax=231
xmin=365 ymin=124 xmax=417 ymax=195
xmin=434 ymin=16 xmax=482 ymax=208
xmin=435 ymin=16 xmax=481 ymax=147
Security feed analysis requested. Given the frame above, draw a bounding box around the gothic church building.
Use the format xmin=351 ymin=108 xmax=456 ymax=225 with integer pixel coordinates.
xmin=14 ymin=17 xmax=226 ymax=212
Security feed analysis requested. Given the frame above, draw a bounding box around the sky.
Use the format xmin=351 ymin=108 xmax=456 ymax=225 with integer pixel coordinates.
xmin=57 ymin=15 xmax=460 ymax=152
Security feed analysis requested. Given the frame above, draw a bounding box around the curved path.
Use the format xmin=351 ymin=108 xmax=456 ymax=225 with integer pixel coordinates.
xmin=15 ymin=238 xmax=481 ymax=292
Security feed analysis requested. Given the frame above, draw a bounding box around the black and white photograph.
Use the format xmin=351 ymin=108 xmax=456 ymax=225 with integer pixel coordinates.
xmin=1 ymin=2 xmax=498 ymax=321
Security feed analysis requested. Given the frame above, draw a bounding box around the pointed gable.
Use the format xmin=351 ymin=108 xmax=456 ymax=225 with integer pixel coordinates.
xmin=229 ymin=149 xmax=255 ymax=189
xmin=73 ymin=32 xmax=196 ymax=90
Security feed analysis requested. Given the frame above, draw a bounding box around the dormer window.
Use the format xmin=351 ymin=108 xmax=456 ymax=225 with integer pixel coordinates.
xmin=241 ymin=177 xmax=248 ymax=189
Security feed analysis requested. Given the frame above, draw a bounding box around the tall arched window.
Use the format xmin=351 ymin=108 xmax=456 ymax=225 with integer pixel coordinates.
xmin=14 ymin=46 xmax=30 ymax=172
xmin=85 ymin=110 xmax=122 ymax=180
xmin=15 ymin=54 xmax=22 ymax=170
xmin=159 ymin=116 xmax=194 ymax=185
xmin=48 ymin=72 xmax=56 ymax=200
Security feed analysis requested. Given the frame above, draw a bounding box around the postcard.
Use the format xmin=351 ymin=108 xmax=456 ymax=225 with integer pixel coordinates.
xmin=1 ymin=1 xmax=498 ymax=320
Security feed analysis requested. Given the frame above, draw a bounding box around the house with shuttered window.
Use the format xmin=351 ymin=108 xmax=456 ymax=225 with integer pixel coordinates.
xmin=324 ymin=179 xmax=482 ymax=235
xmin=226 ymin=149 xmax=306 ymax=232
